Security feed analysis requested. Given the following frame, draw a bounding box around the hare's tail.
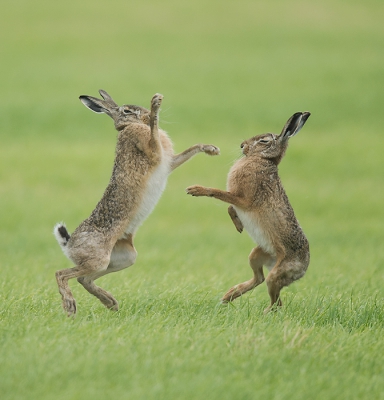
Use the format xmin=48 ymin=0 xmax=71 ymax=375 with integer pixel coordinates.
xmin=53 ymin=223 xmax=71 ymax=249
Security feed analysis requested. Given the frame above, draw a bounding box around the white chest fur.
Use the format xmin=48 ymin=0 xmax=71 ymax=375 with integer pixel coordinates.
xmin=123 ymin=149 xmax=172 ymax=236
xmin=233 ymin=207 xmax=276 ymax=256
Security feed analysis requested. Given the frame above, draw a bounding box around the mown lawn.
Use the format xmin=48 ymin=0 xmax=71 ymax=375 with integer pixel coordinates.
xmin=1 ymin=0 xmax=384 ymax=399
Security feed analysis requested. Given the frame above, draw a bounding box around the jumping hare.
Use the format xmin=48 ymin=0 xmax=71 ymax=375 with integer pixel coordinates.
xmin=186 ymin=112 xmax=310 ymax=313
xmin=54 ymin=90 xmax=219 ymax=316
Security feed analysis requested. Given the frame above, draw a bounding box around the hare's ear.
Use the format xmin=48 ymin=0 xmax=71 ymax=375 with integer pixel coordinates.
xmin=79 ymin=95 xmax=109 ymax=114
xmin=98 ymin=90 xmax=118 ymax=107
xmin=281 ymin=112 xmax=311 ymax=138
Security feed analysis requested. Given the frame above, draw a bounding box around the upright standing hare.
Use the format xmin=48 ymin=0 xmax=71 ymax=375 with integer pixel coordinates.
xmin=54 ymin=90 xmax=219 ymax=316
xmin=186 ymin=112 xmax=310 ymax=313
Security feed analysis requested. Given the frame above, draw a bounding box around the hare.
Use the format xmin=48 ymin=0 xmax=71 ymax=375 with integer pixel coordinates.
xmin=186 ymin=112 xmax=310 ymax=313
xmin=54 ymin=90 xmax=220 ymax=316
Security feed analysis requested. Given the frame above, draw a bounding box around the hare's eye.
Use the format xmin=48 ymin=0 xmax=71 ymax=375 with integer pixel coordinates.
xmin=259 ymin=139 xmax=270 ymax=144
xmin=123 ymin=109 xmax=133 ymax=115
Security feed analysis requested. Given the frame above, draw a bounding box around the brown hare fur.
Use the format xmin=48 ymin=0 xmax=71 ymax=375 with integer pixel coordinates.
xmin=186 ymin=112 xmax=310 ymax=313
xmin=54 ymin=90 xmax=219 ymax=316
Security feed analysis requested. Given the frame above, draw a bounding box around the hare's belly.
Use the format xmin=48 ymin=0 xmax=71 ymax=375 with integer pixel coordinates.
xmin=233 ymin=208 xmax=276 ymax=255
xmin=123 ymin=157 xmax=171 ymax=236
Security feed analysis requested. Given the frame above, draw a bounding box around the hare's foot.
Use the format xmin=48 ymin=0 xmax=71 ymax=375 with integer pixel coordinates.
xmin=100 ymin=292 xmax=119 ymax=311
xmin=263 ymin=298 xmax=282 ymax=314
xmin=56 ymin=267 xmax=84 ymax=317
xmin=62 ymin=296 xmax=77 ymax=317
xmin=222 ymin=249 xmax=266 ymax=304
xmin=265 ymin=265 xmax=286 ymax=314
xmin=202 ymin=145 xmax=220 ymax=156
xmin=77 ymin=276 xmax=119 ymax=311
xmin=151 ymin=93 xmax=163 ymax=114
xmin=221 ymin=285 xmax=243 ymax=303
xmin=221 ymin=277 xmax=259 ymax=303
xmin=186 ymin=185 xmax=211 ymax=197
xmin=102 ymin=296 xmax=119 ymax=311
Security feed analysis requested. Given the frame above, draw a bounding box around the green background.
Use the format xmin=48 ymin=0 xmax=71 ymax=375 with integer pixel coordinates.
xmin=1 ymin=0 xmax=384 ymax=399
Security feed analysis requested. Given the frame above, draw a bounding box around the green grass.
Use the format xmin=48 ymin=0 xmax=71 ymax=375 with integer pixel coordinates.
xmin=1 ymin=0 xmax=384 ymax=399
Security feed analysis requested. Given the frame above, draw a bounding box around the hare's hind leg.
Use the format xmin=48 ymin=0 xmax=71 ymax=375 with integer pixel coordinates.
xmin=56 ymin=264 xmax=103 ymax=317
xmin=221 ymin=246 xmax=269 ymax=303
xmin=77 ymin=272 xmax=119 ymax=311
xmin=264 ymin=267 xmax=284 ymax=314
xmin=264 ymin=259 xmax=305 ymax=314
xmin=77 ymin=235 xmax=137 ymax=311
xmin=107 ymin=234 xmax=137 ymax=272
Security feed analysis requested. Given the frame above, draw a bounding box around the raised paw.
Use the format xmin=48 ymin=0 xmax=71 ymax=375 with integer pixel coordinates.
xmin=228 ymin=205 xmax=243 ymax=233
xmin=151 ymin=93 xmax=163 ymax=113
xmin=202 ymin=145 xmax=220 ymax=156
xmin=62 ymin=296 xmax=77 ymax=317
xmin=186 ymin=185 xmax=210 ymax=197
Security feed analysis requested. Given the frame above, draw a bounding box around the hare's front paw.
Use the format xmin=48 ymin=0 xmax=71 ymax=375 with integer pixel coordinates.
xmin=202 ymin=145 xmax=220 ymax=156
xmin=228 ymin=205 xmax=243 ymax=233
xmin=151 ymin=93 xmax=163 ymax=112
xmin=186 ymin=185 xmax=210 ymax=197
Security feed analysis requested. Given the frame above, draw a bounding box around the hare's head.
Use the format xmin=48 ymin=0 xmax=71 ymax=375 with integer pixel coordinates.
xmin=79 ymin=90 xmax=151 ymax=131
xmin=241 ymin=112 xmax=310 ymax=164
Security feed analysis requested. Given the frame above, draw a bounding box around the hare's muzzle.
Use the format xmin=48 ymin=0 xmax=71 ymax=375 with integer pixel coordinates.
xmin=240 ymin=141 xmax=248 ymax=155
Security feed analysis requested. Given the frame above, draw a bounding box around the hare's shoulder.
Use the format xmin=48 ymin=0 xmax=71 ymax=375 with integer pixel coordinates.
xmin=227 ymin=157 xmax=262 ymax=194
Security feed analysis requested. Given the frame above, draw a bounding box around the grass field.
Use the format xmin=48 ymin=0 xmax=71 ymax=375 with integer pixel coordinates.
xmin=1 ymin=0 xmax=384 ymax=399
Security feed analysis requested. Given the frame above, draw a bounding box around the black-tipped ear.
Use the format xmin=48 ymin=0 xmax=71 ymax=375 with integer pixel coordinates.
xmin=79 ymin=96 xmax=107 ymax=114
xmin=281 ymin=112 xmax=311 ymax=138
xmin=98 ymin=90 xmax=118 ymax=107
